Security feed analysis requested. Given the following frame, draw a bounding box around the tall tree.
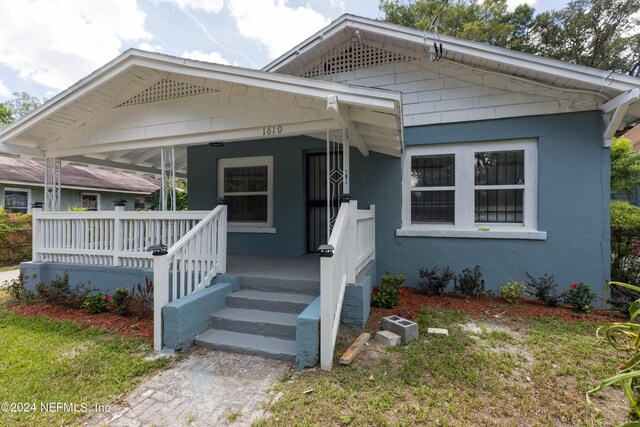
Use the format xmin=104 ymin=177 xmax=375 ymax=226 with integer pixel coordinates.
xmin=380 ymin=0 xmax=640 ymax=75
xmin=5 ymin=91 xmax=42 ymax=121
xmin=0 ymin=103 xmax=11 ymax=128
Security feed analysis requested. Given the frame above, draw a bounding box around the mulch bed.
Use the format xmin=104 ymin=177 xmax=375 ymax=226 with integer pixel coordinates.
xmin=2 ymin=299 xmax=153 ymax=343
xmin=367 ymin=288 xmax=626 ymax=329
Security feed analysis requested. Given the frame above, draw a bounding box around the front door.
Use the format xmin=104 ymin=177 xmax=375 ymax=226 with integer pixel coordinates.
xmin=306 ymin=152 xmax=343 ymax=253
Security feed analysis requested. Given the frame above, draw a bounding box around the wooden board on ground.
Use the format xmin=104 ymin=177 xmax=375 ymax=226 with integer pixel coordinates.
xmin=339 ymin=332 xmax=371 ymax=365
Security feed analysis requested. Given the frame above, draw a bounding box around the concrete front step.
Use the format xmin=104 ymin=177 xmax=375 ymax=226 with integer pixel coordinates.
xmin=210 ymin=307 xmax=298 ymax=340
xmin=238 ymin=276 xmax=319 ymax=295
xmin=225 ymin=290 xmax=317 ymax=314
xmin=194 ymin=329 xmax=296 ymax=361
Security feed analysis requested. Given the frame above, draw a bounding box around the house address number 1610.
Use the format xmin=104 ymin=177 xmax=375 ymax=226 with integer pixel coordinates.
xmin=263 ymin=125 xmax=283 ymax=136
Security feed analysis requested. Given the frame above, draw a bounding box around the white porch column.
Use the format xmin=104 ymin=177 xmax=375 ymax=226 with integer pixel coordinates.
xmin=44 ymin=158 xmax=61 ymax=212
xmin=160 ymin=146 xmax=176 ymax=211
xmin=326 ymin=128 xmax=349 ymax=238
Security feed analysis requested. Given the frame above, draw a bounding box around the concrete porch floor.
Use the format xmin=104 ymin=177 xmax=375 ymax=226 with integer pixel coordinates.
xmin=226 ymin=253 xmax=319 ymax=281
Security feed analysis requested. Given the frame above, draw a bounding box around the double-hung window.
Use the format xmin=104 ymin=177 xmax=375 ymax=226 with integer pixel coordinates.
xmin=81 ymin=193 xmax=100 ymax=211
xmin=399 ymin=140 xmax=544 ymax=239
xmin=4 ymin=188 xmax=30 ymax=214
xmin=218 ymin=156 xmax=274 ymax=232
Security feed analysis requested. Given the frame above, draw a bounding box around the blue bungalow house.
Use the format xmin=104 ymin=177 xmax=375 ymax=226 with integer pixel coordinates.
xmin=1 ymin=15 xmax=639 ymax=370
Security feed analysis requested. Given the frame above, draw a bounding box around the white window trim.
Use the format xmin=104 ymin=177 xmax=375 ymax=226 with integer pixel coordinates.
xmin=81 ymin=192 xmax=100 ymax=211
xmin=4 ymin=187 xmax=31 ymax=214
xmin=397 ymin=139 xmax=546 ymax=240
xmin=218 ymin=156 xmax=275 ymax=232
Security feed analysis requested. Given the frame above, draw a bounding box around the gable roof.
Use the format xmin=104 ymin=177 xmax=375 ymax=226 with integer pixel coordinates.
xmin=0 ymin=156 xmax=160 ymax=193
xmin=0 ymin=48 xmax=404 ymax=168
xmin=264 ymin=14 xmax=640 ymax=127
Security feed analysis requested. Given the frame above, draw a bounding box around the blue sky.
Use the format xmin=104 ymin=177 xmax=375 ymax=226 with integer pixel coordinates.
xmin=0 ymin=0 xmax=569 ymax=102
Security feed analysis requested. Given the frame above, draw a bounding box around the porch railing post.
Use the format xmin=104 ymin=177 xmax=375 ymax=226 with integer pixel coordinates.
xmin=216 ymin=199 xmax=227 ymax=275
xmin=113 ymin=203 xmax=125 ymax=266
xmin=152 ymin=252 xmax=169 ymax=352
xmin=31 ymin=203 xmax=43 ymax=262
xmin=346 ymin=199 xmax=357 ymax=284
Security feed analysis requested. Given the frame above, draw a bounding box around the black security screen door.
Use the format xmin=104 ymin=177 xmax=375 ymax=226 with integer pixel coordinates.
xmin=306 ymin=152 xmax=343 ymax=253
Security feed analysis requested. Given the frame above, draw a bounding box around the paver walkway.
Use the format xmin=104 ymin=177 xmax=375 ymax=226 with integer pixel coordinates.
xmin=85 ymin=346 xmax=292 ymax=427
xmin=0 ymin=268 xmax=19 ymax=289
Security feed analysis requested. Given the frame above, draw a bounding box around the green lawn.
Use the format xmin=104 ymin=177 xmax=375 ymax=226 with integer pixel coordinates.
xmin=0 ymin=265 xmax=19 ymax=273
xmin=0 ymin=309 xmax=169 ymax=427
xmin=257 ymin=309 xmax=628 ymax=426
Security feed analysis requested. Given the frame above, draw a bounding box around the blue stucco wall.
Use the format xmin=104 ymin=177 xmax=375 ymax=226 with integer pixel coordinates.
xmin=188 ymin=111 xmax=610 ymax=296
xmin=296 ymin=296 xmax=320 ymax=370
xmin=20 ymin=262 xmax=151 ymax=295
xmin=163 ymin=281 xmax=235 ymax=350
xmin=350 ymin=111 xmax=610 ymax=296
xmin=341 ymin=260 xmax=376 ymax=328
xmin=188 ymin=136 xmax=325 ymax=256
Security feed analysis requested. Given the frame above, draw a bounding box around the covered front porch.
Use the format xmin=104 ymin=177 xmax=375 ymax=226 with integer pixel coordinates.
xmin=0 ymin=49 xmax=402 ymax=370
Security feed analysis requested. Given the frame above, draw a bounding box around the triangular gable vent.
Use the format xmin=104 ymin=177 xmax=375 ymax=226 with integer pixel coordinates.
xmin=115 ymin=78 xmax=217 ymax=108
xmin=299 ymin=40 xmax=419 ymax=78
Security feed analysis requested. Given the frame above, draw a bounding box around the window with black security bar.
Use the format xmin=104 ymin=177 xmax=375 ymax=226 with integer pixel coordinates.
xmin=410 ymin=154 xmax=455 ymax=224
xmin=474 ymin=150 xmax=524 ymax=224
xmin=223 ymin=166 xmax=268 ymax=222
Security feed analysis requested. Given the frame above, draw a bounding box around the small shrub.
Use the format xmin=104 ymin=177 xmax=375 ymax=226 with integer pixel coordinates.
xmin=418 ymin=266 xmax=455 ymax=296
xmin=454 ymin=265 xmax=484 ymax=298
xmin=499 ymin=279 xmax=528 ymax=304
xmin=524 ymin=271 xmax=559 ymax=306
xmin=561 ymin=283 xmax=597 ymax=312
xmin=35 ymin=272 xmax=92 ymax=308
xmin=371 ymin=270 xmax=406 ymax=309
xmin=5 ymin=271 xmax=35 ymax=303
xmin=82 ymin=293 xmax=110 ymax=314
xmin=608 ymin=284 xmax=639 ymax=314
xmin=132 ymin=277 xmax=154 ymax=319
xmin=111 ymin=287 xmax=132 ymax=316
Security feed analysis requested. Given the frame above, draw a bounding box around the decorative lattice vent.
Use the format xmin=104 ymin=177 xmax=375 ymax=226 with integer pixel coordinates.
xmin=115 ymin=79 xmax=217 ymax=108
xmin=300 ymin=41 xmax=418 ymax=78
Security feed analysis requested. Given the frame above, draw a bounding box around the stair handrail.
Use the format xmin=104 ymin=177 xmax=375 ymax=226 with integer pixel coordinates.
xmin=152 ymin=204 xmax=227 ymax=351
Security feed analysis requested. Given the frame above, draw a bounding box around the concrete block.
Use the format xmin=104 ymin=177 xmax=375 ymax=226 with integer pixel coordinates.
xmin=382 ymin=315 xmax=419 ymax=344
xmin=296 ymin=297 xmax=320 ymax=370
xmin=376 ymin=330 xmax=401 ymax=347
xmin=427 ymin=328 xmax=449 ymax=336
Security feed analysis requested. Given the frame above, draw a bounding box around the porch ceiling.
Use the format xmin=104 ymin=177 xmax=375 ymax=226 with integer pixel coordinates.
xmin=0 ymin=50 xmax=403 ymax=178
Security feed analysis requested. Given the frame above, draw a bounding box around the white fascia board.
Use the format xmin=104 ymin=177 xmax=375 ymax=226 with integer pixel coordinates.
xmin=265 ymin=14 xmax=640 ymax=94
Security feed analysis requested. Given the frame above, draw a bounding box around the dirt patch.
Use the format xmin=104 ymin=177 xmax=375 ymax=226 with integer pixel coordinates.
xmin=366 ymin=288 xmax=625 ymax=329
xmin=3 ymin=300 xmax=153 ymax=343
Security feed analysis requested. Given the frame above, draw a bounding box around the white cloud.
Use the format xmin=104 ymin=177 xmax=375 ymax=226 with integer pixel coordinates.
xmin=0 ymin=0 xmax=151 ymax=90
xmin=138 ymin=42 xmax=164 ymax=52
xmin=0 ymin=80 xmax=10 ymax=99
xmin=506 ymin=0 xmax=537 ymax=10
xmin=182 ymin=50 xmax=230 ymax=64
xmin=227 ymin=0 xmax=330 ymax=59
xmin=160 ymin=0 xmax=224 ymax=13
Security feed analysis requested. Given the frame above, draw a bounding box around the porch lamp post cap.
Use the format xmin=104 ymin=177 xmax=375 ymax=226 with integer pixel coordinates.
xmin=113 ymin=199 xmax=127 ymax=207
xmin=31 ymin=202 xmax=44 ymax=208
xmin=339 ymin=194 xmax=351 ymax=203
xmin=318 ymin=244 xmax=335 ymax=257
xmin=147 ymin=244 xmax=168 ymax=256
xmin=216 ymin=198 xmax=228 ymax=205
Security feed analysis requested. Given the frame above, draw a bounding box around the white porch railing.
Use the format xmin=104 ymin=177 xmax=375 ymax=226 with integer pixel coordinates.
xmin=32 ymin=209 xmax=209 ymax=269
xmin=153 ymin=204 xmax=227 ymax=350
xmin=320 ymin=200 xmax=376 ymax=371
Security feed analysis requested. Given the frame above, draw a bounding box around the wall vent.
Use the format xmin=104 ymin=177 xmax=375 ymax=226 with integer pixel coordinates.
xmin=115 ymin=79 xmax=216 ymax=108
xmin=300 ymin=41 xmax=418 ymax=78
